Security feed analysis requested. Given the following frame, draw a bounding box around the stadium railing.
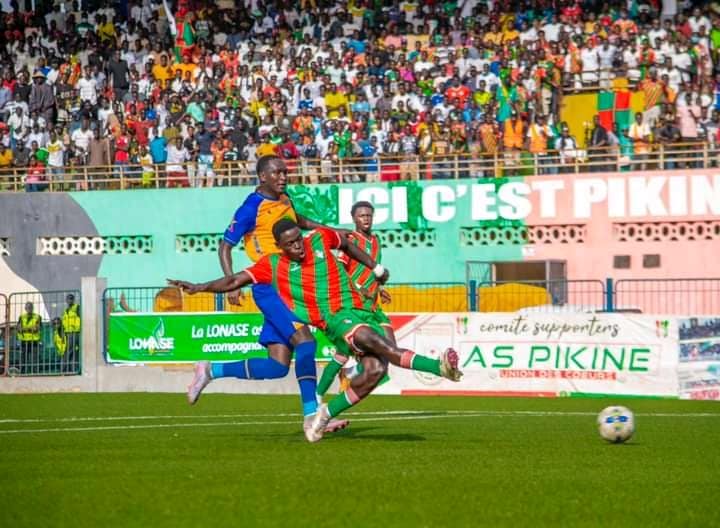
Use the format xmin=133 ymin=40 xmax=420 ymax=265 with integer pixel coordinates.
xmin=3 ymin=278 xmax=717 ymax=375
xmin=1 ymin=293 xmax=7 ymax=376
xmin=0 ymin=142 xmax=716 ymax=190
xmin=5 ymin=289 xmax=82 ymax=377
xmin=560 ymin=68 xmax=640 ymax=93
xmin=101 ymin=282 xmax=467 ymax=320
xmin=473 ymin=279 xmax=608 ymax=313
xmin=98 ymin=278 xmax=720 ymax=356
xmin=613 ymin=278 xmax=720 ymax=316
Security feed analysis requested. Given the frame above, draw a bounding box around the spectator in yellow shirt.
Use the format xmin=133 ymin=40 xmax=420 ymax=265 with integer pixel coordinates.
xmin=256 ymin=138 xmax=278 ymax=157
xmin=484 ymin=24 xmax=502 ymax=45
xmin=172 ymin=54 xmax=197 ymax=80
xmin=152 ymin=55 xmax=173 ymax=89
xmin=0 ymin=143 xmax=14 ymax=189
xmin=97 ymin=14 xmax=116 ymax=43
xmin=502 ymin=21 xmax=520 ymax=43
xmin=324 ymin=84 xmax=350 ymax=119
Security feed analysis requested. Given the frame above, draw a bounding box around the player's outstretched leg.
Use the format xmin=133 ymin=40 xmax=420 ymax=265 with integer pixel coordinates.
xmin=351 ymin=326 xmax=462 ymax=381
xmin=187 ymin=362 xmax=212 ymax=405
xmin=252 ymin=284 xmax=332 ymax=424
xmin=316 ymin=352 xmax=349 ymax=396
xmin=318 ymin=319 xmax=394 ymax=396
xmin=306 ymin=355 xmax=387 ymax=442
xmin=187 ymin=357 xmax=290 ymax=405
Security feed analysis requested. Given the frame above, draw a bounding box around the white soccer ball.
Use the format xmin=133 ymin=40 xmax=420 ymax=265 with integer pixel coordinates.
xmin=597 ymin=406 xmax=635 ymax=443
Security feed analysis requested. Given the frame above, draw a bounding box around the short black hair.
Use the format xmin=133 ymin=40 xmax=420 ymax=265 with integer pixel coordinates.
xmin=272 ymin=218 xmax=299 ymax=242
xmin=257 ymin=154 xmax=281 ymax=176
xmin=351 ymin=201 xmax=374 ymax=216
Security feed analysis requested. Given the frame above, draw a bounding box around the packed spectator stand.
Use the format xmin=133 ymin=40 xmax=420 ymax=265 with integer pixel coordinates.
xmin=0 ymin=0 xmax=719 ymax=190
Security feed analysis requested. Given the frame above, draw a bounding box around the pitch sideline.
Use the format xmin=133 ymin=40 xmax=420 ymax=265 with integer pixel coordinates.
xmin=0 ymin=409 xmax=718 ymax=435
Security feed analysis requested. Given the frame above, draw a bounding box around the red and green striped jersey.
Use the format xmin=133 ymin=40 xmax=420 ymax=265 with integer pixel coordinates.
xmin=245 ymin=228 xmax=364 ymax=328
xmin=338 ymin=231 xmax=382 ymax=311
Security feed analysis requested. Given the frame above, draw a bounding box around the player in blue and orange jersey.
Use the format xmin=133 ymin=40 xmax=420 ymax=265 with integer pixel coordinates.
xmin=194 ymin=155 xmax=346 ymax=433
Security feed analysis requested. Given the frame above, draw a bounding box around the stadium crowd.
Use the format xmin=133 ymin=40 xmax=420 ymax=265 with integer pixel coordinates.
xmin=680 ymin=317 xmax=720 ymax=339
xmin=1 ymin=0 xmax=720 ymax=189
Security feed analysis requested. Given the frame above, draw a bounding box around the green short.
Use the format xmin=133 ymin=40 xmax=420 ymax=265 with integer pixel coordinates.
xmin=372 ymin=307 xmax=391 ymax=327
xmin=324 ymin=308 xmax=386 ymax=358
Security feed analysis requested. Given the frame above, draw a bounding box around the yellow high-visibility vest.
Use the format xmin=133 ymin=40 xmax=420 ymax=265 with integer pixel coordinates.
xmin=62 ymin=304 xmax=81 ymax=333
xmin=19 ymin=313 xmax=41 ymax=342
xmin=54 ymin=330 xmax=67 ymax=356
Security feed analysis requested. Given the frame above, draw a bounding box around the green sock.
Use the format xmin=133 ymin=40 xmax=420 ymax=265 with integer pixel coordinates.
xmin=327 ymin=388 xmax=362 ymax=417
xmin=401 ymin=350 xmax=441 ymax=376
xmin=316 ymin=359 xmax=343 ymax=396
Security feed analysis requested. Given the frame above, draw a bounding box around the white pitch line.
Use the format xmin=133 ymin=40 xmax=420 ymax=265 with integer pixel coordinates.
xmin=1 ymin=409 xmax=719 ymax=425
xmin=0 ymin=412 xmax=485 ymax=435
xmin=0 ymin=410 xmax=440 ymax=424
xmin=0 ymin=410 xmax=719 ymax=435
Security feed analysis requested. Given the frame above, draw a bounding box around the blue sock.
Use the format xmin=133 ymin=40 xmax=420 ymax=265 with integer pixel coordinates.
xmin=211 ymin=358 xmax=289 ymax=380
xmin=294 ymin=341 xmax=318 ymax=417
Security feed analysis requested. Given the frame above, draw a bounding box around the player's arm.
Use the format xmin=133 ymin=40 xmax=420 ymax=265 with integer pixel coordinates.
xmin=219 ymin=199 xmax=258 ymax=303
xmin=295 ymin=212 xmax=352 ymax=237
xmin=296 ymin=213 xmax=331 ymax=231
xmin=218 ymin=241 xmax=235 ymax=278
xmin=337 ymin=234 xmax=390 ymax=284
xmin=168 ymin=271 xmax=254 ymax=295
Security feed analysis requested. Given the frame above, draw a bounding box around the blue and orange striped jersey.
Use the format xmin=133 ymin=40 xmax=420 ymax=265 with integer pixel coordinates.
xmin=223 ymin=192 xmax=298 ymax=262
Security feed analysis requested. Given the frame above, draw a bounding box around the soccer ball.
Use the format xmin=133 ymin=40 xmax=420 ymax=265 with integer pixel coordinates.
xmin=597 ymin=406 xmax=635 ymax=443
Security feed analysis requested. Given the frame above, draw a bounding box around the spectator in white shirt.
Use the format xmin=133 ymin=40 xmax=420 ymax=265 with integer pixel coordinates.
xmin=46 ymin=131 xmax=65 ymax=176
xmin=166 ymin=136 xmax=191 ymax=188
xmin=7 ymin=107 xmax=30 ymax=144
xmin=76 ymin=67 xmax=98 ymax=106
xmin=688 ymin=8 xmax=710 ymax=34
xmin=26 ymin=124 xmax=48 ymax=148
xmin=543 ymin=15 xmax=561 ymax=42
xmin=581 ymin=42 xmax=600 ymax=85
xmin=71 ymin=118 xmax=94 ymax=159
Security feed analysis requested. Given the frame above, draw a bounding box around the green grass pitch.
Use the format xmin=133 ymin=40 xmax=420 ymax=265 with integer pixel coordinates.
xmin=1 ymin=394 xmax=719 ymax=528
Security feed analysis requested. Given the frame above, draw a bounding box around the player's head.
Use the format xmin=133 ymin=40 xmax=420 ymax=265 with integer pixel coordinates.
xmin=257 ymin=155 xmax=288 ymax=196
xmin=272 ymin=218 xmax=305 ymax=261
xmin=351 ymin=201 xmax=374 ymax=234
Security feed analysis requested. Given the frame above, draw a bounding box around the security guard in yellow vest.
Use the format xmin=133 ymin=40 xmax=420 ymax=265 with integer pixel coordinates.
xmin=17 ymin=302 xmax=41 ymax=374
xmin=62 ymin=294 xmax=81 ymax=373
xmin=52 ymin=317 xmax=67 ymax=357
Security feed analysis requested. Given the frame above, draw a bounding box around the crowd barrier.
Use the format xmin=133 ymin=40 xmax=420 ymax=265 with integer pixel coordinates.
xmin=0 ymin=142 xmax=717 ymax=190
xmin=1 ymin=290 xmax=81 ymax=377
xmin=3 ymin=278 xmax=718 ymax=378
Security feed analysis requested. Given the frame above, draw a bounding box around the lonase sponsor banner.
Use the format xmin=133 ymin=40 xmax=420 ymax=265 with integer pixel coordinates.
xmin=677 ymin=317 xmax=720 ymax=400
xmin=107 ymin=312 xmax=337 ymax=363
xmin=375 ymin=313 xmax=679 ymax=398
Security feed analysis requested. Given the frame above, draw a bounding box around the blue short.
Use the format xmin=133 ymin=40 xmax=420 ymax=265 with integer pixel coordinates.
xmin=252 ymin=283 xmax=305 ymax=347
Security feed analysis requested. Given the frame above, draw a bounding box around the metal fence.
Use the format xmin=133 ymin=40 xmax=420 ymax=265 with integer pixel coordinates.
xmin=5 ymin=290 xmax=81 ymax=376
xmin=103 ymin=286 xmax=218 ymax=315
xmin=1 ymin=141 xmax=719 ymax=191
xmin=383 ymin=282 xmax=468 ymax=313
xmin=4 ymin=278 xmax=717 ymax=376
xmin=0 ymin=293 xmax=7 ymax=376
xmin=470 ymin=278 xmax=720 ymax=315
xmin=102 ymin=279 xmax=720 ymax=319
xmin=473 ymin=279 xmax=607 ymax=313
xmin=613 ymin=279 xmax=720 ymax=316
xmin=102 ymin=283 xmax=467 ymax=320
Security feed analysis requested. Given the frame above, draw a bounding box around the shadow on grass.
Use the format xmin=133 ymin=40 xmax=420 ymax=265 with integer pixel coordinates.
xmin=329 ymin=426 xmax=427 ymax=442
